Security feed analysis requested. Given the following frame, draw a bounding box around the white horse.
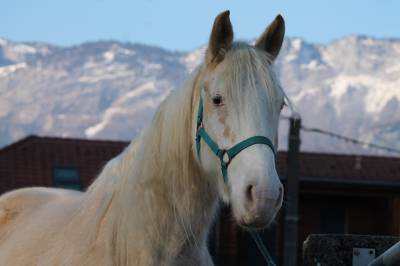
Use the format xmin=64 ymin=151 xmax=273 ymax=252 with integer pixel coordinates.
xmin=0 ymin=11 xmax=287 ymax=266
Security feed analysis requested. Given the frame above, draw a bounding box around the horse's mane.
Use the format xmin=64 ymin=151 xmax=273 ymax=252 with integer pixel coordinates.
xmin=66 ymin=67 xmax=209 ymax=263
xmin=86 ymin=65 xmax=203 ymax=195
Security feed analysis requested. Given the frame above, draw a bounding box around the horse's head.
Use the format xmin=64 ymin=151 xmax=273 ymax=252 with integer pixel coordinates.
xmin=194 ymin=11 xmax=285 ymax=229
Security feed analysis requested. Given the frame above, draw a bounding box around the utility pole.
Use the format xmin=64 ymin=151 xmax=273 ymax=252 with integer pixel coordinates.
xmin=283 ymin=117 xmax=301 ymax=266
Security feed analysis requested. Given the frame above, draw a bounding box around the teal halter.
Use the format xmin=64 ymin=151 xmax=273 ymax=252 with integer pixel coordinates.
xmin=195 ymin=94 xmax=278 ymax=266
xmin=195 ymin=95 xmax=276 ymax=183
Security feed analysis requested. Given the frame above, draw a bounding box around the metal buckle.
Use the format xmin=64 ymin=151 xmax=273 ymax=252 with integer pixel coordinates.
xmin=220 ymin=150 xmax=231 ymax=165
xmin=196 ymin=120 xmax=203 ymax=131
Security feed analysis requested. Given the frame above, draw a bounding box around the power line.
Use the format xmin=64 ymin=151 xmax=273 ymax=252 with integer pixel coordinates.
xmin=300 ymin=124 xmax=400 ymax=155
xmin=280 ymin=115 xmax=400 ymax=155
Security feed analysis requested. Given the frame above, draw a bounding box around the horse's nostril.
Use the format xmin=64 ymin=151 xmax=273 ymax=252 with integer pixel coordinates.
xmin=246 ymin=184 xmax=255 ymax=204
xmin=276 ymin=186 xmax=284 ymax=205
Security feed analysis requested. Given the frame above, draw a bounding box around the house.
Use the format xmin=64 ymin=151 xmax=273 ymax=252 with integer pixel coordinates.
xmin=0 ymin=135 xmax=126 ymax=193
xmin=0 ymin=135 xmax=399 ymax=265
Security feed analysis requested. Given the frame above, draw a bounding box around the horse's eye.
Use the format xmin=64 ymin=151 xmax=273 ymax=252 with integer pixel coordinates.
xmin=280 ymin=102 xmax=286 ymax=110
xmin=212 ymin=95 xmax=223 ymax=106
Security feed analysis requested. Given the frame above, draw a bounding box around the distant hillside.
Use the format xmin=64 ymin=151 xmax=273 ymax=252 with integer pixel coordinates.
xmin=0 ymin=36 xmax=399 ymax=155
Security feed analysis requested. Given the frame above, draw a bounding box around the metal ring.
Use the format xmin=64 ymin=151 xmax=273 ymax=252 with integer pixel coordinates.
xmin=220 ymin=150 xmax=231 ymax=165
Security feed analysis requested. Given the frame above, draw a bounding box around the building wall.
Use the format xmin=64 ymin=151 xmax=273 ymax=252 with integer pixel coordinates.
xmin=0 ymin=137 xmax=127 ymax=194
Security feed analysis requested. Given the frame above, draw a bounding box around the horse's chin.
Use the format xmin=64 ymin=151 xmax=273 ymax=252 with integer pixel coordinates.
xmin=235 ymin=215 xmax=276 ymax=231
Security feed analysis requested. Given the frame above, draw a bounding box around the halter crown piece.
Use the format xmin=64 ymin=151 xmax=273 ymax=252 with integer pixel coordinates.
xmin=195 ymin=94 xmax=276 ymax=183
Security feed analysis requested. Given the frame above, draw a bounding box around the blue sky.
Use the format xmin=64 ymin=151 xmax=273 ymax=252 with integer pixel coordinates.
xmin=1 ymin=0 xmax=399 ymax=51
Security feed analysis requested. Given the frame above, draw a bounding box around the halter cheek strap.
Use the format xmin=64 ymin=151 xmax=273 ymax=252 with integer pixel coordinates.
xmin=195 ymin=95 xmax=276 ymax=183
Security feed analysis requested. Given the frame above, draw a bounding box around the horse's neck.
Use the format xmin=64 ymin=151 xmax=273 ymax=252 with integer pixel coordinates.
xmin=92 ymin=87 xmax=219 ymax=263
xmin=108 ymin=138 xmax=217 ymax=263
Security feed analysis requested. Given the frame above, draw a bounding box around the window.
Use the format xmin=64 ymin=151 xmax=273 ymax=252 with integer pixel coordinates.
xmin=53 ymin=167 xmax=81 ymax=190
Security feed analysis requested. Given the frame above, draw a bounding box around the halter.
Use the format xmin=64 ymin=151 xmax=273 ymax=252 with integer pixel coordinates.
xmin=195 ymin=94 xmax=276 ymax=183
xmin=195 ymin=93 xmax=277 ymax=266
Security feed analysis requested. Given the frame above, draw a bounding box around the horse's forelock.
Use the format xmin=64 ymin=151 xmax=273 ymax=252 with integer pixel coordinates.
xmin=217 ymin=42 xmax=284 ymax=117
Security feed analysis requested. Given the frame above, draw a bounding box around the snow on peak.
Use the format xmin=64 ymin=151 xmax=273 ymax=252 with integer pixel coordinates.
xmin=180 ymin=47 xmax=205 ymax=73
xmin=103 ymin=51 xmax=115 ymax=62
xmin=0 ymin=62 xmax=27 ymax=77
xmin=0 ymin=38 xmax=7 ymax=46
xmin=101 ymin=45 xmax=136 ymax=62
xmin=290 ymin=38 xmax=304 ymax=50
xmin=11 ymin=44 xmax=37 ymax=54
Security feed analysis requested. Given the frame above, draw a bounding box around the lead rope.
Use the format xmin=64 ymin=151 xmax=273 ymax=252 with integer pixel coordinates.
xmin=249 ymin=231 xmax=277 ymax=266
xmin=195 ymin=94 xmax=277 ymax=266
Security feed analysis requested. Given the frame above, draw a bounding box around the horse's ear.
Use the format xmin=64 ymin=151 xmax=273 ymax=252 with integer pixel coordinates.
xmin=206 ymin=10 xmax=234 ymax=65
xmin=255 ymin=15 xmax=285 ymax=61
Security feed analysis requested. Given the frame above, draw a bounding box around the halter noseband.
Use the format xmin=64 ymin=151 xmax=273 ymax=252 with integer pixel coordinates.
xmin=195 ymin=94 xmax=276 ymax=183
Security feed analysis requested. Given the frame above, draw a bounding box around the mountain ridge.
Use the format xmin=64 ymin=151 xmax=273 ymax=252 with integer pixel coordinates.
xmin=0 ymin=36 xmax=399 ymax=156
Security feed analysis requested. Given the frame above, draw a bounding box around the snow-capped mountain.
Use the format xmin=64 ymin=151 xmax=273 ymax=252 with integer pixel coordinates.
xmin=0 ymin=36 xmax=399 ymax=156
xmin=275 ymin=36 xmax=400 ymax=155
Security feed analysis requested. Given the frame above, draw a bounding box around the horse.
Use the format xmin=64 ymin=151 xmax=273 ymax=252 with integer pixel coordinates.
xmin=0 ymin=10 xmax=287 ymax=266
